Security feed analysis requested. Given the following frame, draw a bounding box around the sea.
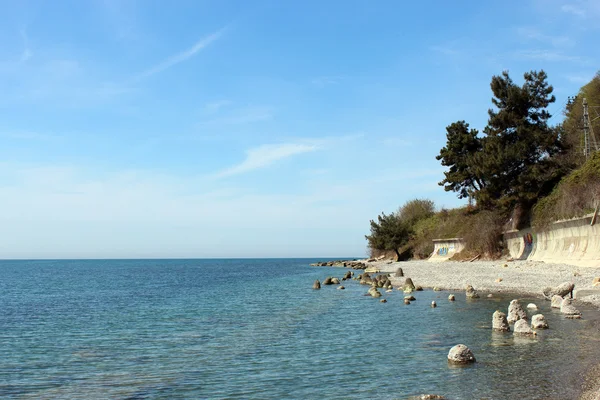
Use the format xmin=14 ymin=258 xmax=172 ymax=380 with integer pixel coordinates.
xmin=1 ymin=258 xmax=600 ymax=399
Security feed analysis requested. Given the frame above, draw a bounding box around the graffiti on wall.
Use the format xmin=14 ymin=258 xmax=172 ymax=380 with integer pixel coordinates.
xmin=436 ymin=243 xmax=456 ymax=256
xmin=521 ymin=232 xmax=534 ymax=259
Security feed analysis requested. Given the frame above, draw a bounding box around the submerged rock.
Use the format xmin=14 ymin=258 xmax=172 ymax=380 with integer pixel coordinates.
xmin=337 ymin=286 xmax=345 ymax=290
xmin=531 ymin=314 xmax=549 ymax=329
xmin=415 ymin=285 xmax=424 ymax=291
xmin=448 ymin=294 xmax=455 ymax=301
xmin=380 ymin=299 xmax=387 ymax=303
xmin=313 ymin=280 xmax=321 ymax=290
xmin=431 ymin=301 xmax=437 ymax=308
xmin=447 ymin=344 xmax=476 ymax=364
xmin=514 ymin=319 xmax=535 ymax=336
xmin=465 ymin=284 xmax=480 ymax=299
xmin=507 ymin=299 xmax=527 ymax=324
xmin=551 ymin=295 xmax=563 ymax=308
xmin=492 ymin=310 xmax=510 ymax=332
xmin=404 ymin=299 xmax=411 ymax=305
xmin=404 ymin=295 xmax=416 ymax=301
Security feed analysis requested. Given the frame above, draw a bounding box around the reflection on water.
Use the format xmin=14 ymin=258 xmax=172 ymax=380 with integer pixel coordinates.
xmin=0 ymin=259 xmax=599 ymax=399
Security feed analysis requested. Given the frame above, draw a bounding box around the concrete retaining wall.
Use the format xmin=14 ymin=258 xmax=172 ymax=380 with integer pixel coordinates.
xmin=428 ymin=238 xmax=465 ymax=262
xmin=504 ymin=213 xmax=600 ymax=267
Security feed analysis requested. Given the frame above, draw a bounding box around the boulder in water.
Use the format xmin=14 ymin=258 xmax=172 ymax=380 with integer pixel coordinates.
xmin=431 ymin=301 xmax=437 ymax=308
xmin=404 ymin=295 xmax=416 ymax=301
xmin=415 ymin=285 xmax=424 ymax=291
xmin=337 ymin=286 xmax=345 ymax=290
xmin=514 ymin=319 xmax=535 ymax=336
xmin=331 ymin=277 xmax=340 ymax=284
xmin=531 ymin=314 xmax=548 ymax=329
xmin=404 ymin=277 xmax=416 ymax=291
xmin=313 ymin=280 xmax=321 ymax=290
xmin=448 ymin=294 xmax=455 ymax=301
xmin=551 ymin=295 xmax=563 ymax=308
xmin=492 ymin=310 xmax=510 ymax=332
xmin=507 ymin=299 xmax=527 ymax=323
xmin=560 ymin=298 xmax=582 ymax=317
xmin=404 ymin=298 xmax=411 ymax=305
xmin=447 ymin=344 xmax=476 ymax=364
xmin=380 ymin=299 xmax=387 ymax=303
xmin=465 ymin=284 xmax=480 ymax=299
xmin=323 ymin=277 xmax=333 ymax=285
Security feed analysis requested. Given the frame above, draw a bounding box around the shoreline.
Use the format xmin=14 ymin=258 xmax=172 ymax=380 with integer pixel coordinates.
xmin=317 ymin=258 xmax=600 ymax=399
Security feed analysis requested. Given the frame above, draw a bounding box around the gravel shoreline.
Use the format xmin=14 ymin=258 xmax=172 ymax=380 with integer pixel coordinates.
xmin=353 ymin=258 xmax=600 ymax=399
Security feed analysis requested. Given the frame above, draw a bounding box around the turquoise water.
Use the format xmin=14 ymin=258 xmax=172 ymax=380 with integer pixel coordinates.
xmin=1 ymin=259 xmax=599 ymax=399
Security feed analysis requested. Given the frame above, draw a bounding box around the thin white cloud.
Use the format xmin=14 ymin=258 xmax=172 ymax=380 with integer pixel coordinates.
xmin=561 ymin=4 xmax=586 ymax=17
xmin=311 ymin=76 xmax=343 ymax=87
xmin=516 ymin=27 xmax=573 ymax=47
xmin=513 ymin=49 xmax=585 ymax=63
xmin=202 ymin=100 xmax=232 ymax=115
xmin=19 ymin=28 xmax=32 ymax=62
xmin=214 ymin=143 xmax=319 ymax=179
xmin=136 ymin=27 xmax=227 ymax=80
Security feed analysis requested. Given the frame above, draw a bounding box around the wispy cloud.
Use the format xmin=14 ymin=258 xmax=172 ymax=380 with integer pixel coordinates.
xmin=561 ymin=4 xmax=586 ymax=17
xmin=214 ymin=143 xmax=319 ymax=179
xmin=19 ymin=29 xmax=32 ymax=62
xmin=136 ymin=27 xmax=227 ymax=80
xmin=513 ymin=49 xmax=586 ymax=63
xmin=202 ymin=100 xmax=232 ymax=115
xmin=516 ymin=27 xmax=573 ymax=47
xmin=430 ymin=44 xmax=460 ymax=56
xmin=311 ymin=76 xmax=343 ymax=87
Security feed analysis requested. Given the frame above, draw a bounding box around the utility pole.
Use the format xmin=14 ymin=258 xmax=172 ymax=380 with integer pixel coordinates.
xmin=584 ymin=98 xmax=590 ymax=158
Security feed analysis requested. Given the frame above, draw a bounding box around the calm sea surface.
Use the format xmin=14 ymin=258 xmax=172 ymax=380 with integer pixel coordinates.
xmin=1 ymin=258 xmax=600 ymax=399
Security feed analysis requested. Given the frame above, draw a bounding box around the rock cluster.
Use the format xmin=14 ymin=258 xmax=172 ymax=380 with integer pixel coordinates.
xmin=447 ymin=344 xmax=476 ymax=364
xmin=310 ymin=260 xmax=368 ymax=269
xmin=507 ymin=299 xmax=527 ymax=323
xmin=492 ymin=310 xmax=510 ymax=332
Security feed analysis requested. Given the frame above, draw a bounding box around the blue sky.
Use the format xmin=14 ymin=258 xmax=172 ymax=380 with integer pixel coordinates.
xmin=0 ymin=0 xmax=597 ymax=258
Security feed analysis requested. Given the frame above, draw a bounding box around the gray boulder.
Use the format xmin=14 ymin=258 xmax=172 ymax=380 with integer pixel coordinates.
xmin=395 ymin=267 xmax=404 ymax=277
xmin=507 ymin=299 xmax=527 ymax=323
xmin=531 ymin=314 xmax=549 ymax=329
xmin=514 ymin=319 xmax=534 ymax=336
xmin=337 ymin=286 xmax=345 ymax=290
xmin=542 ymin=282 xmax=575 ymax=300
xmin=465 ymin=284 xmax=480 ymax=299
xmin=447 ymin=344 xmax=476 ymax=364
xmin=448 ymin=294 xmax=455 ymax=301
xmin=415 ymin=285 xmax=424 ymax=291
xmin=331 ymin=277 xmax=340 ymax=284
xmin=404 ymin=298 xmax=411 ymax=305
xmin=492 ymin=310 xmax=510 ymax=332
xmin=323 ymin=277 xmax=333 ymax=285
xmin=560 ymin=298 xmax=582 ymax=317
xmin=404 ymin=295 xmax=416 ymax=301
xmin=312 ymin=280 xmax=321 ymax=289
xmin=551 ymin=295 xmax=563 ymax=308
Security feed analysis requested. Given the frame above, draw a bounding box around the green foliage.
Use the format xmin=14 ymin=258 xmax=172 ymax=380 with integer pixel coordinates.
xmin=366 ymin=198 xmax=436 ymax=259
xmin=365 ymin=212 xmax=410 ymax=260
xmin=437 ymin=121 xmax=484 ymax=199
xmin=560 ymin=72 xmax=600 ymax=168
xmin=397 ymin=198 xmax=435 ymax=226
xmin=437 ymin=70 xmax=568 ymax=221
xmin=532 ymin=152 xmax=600 ymax=228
